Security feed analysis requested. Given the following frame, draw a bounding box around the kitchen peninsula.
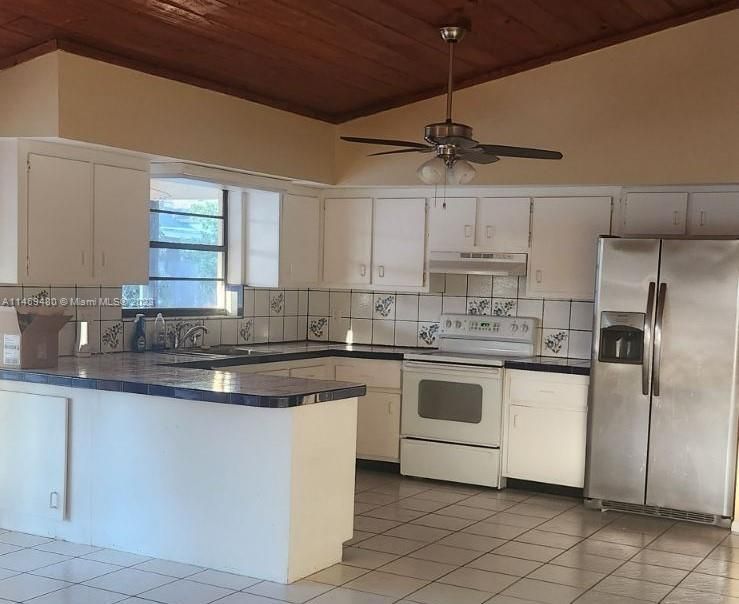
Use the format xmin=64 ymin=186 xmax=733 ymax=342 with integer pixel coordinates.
xmin=0 ymin=352 xmax=366 ymax=584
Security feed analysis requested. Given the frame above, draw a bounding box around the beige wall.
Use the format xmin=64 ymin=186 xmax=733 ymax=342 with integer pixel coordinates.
xmin=0 ymin=53 xmax=59 ymax=137
xmin=55 ymin=52 xmax=335 ymax=184
xmin=336 ymin=9 xmax=739 ymax=186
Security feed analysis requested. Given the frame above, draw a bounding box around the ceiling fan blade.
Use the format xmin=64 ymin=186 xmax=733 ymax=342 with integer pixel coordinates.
xmin=341 ymin=136 xmax=430 ymax=149
xmin=478 ymin=144 xmax=563 ymax=160
xmin=368 ymin=148 xmax=434 ymax=156
xmin=460 ymin=152 xmax=500 ymax=164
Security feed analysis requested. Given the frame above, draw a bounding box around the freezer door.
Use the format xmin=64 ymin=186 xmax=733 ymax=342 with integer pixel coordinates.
xmin=646 ymin=239 xmax=739 ymax=517
xmin=585 ymin=238 xmax=660 ymax=504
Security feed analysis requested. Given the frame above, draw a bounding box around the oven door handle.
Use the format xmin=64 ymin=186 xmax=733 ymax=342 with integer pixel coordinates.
xmin=403 ymin=360 xmax=501 ymax=376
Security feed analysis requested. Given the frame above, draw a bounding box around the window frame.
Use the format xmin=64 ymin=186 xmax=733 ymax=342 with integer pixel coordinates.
xmin=122 ymin=189 xmax=230 ymax=318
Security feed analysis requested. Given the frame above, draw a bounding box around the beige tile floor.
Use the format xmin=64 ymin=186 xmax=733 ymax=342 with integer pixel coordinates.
xmin=0 ymin=468 xmax=737 ymax=603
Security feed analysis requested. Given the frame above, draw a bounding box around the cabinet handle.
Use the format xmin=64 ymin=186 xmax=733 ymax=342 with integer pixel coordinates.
xmin=378 ymin=265 xmax=385 ymax=278
xmin=535 ymin=269 xmax=543 ymax=284
xmin=359 ymin=264 xmax=366 ymax=277
xmin=513 ymin=414 xmax=518 ymax=428
xmin=464 ymin=225 xmax=473 ymax=238
xmin=81 ymin=251 xmax=86 ymax=266
xmin=673 ymin=210 xmax=680 ymax=226
xmin=387 ymin=400 xmax=393 ymax=415
xmin=101 ymin=251 xmax=106 ymax=267
xmin=699 ymin=211 xmax=706 ymax=227
xmin=49 ymin=491 xmax=59 ymax=509
xmin=486 ymin=225 xmax=493 ymax=239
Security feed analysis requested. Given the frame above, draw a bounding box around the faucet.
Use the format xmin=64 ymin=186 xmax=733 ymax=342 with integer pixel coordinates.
xmin=174 ymin=325 xmax=208 ymax=349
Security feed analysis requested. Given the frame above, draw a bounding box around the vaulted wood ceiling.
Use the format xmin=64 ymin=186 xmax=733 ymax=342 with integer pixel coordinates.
xmin=1 ymin=0 xmax=737 ymax=123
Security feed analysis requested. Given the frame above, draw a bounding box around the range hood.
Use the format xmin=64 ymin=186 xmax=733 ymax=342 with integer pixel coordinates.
xmin=429 ymin=251 xmax=527 ymax=276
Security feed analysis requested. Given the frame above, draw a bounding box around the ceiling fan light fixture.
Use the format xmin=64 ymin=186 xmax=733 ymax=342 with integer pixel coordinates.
xmin=417 ymin=157 xmax=476 ymax=185
xmin=448 ymin=159 xmax=476 ymax=185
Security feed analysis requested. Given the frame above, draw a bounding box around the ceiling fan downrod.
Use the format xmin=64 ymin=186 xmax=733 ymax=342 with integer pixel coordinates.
xmin=440 ymin=26 xmax=466 ymax=123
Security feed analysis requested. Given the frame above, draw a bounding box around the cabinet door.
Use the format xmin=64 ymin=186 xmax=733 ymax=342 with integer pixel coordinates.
xmin=687 ymin=192 xmax=739 ymax=235
xmin=476 ymin=197 xmax=530 ymax=252
xmin=622 ymin=192 xmax=687 ymax=235
xmin=528 ymin=197 xmax=612 ymax=300
xmin=357 ymin=391 xmax=400 ymax=462
xmin=428 ymin=197 xmax=476 ymax=251
xmin=372 ymin=198 xmax=426 ymax=288
xmin=280 ymin=194 xmax=320 ymax=286
xmin=506 ymin=404 xmax=586 ymax=487
xmin=94 ymin=164 xmax=149 ymax=285
xmin=323 ymin=198 xmax=372 ymax=285
xmin=290 ymin=364 xmax=329 ymax=380
xmin=0 ymin=391 xmax=69 ymax=520
xmin=27 ymin=154 xmax=93 ymax=284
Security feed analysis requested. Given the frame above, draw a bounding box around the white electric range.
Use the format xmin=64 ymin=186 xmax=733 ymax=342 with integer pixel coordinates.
xmin=401 ymin=314 xmax=539 ymax=488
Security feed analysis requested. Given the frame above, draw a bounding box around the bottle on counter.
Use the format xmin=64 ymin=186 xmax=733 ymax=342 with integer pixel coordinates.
xmin=133 ymin=314 xmax=147 ymax=353
xmin=153 ymin=313 xmax=166 ymax=350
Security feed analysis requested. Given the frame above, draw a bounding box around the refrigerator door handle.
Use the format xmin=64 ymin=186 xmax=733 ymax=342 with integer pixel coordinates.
xmin=642 ymin=281 xmax=657 ymax=395
xmin=653 ymin=283 xmax=667 ymax=397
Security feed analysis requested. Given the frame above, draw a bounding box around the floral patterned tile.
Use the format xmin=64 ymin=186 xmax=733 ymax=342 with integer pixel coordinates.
xmin=238 ymin=318 xmax=254 ymax=344
xmin=308 ymin=317 xmax=329 ymax=341
xmin=100 ymin=321 xmax=124 ymax=353
xmin=373 ymin=294 xmax=395 ymax=319
xmin=269 ymin=291 xmax=285 ymax=316
xmin=418 ymin=322 xmax=440 ymax=348
xmin=467 ymin=297 xmax=492 ymax=315
xmin=542 ymin=328 xmax=569 ymax=357
xmin=493 ymin=298 xmax=517 ymax=317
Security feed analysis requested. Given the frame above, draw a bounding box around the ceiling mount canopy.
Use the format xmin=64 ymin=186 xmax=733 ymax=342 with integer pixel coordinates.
xmin=341 ymin=24 xmax=564 ymax=185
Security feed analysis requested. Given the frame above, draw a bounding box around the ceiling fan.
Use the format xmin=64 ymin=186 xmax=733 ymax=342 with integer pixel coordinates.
xmin=340 ymin=25 xmax=563 ymax=184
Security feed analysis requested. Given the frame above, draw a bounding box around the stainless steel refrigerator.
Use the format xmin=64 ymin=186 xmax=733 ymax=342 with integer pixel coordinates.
xmin=585 ymin=237 xmax=739 ymax=522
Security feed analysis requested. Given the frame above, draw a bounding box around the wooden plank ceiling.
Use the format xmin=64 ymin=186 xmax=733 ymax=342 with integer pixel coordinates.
xmin=1 ymin=0 xmax=737 ymax=123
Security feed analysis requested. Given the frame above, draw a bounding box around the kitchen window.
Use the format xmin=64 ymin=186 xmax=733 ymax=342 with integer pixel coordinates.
xmin=123 ymin=178 xmax=228 ymax=316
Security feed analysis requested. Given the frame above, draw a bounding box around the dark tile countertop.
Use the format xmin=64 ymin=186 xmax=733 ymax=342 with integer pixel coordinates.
xmin=0 ymin=343 xmax=590 ymax=408
xmin=0 ymin=348 xmax=370 ymax=408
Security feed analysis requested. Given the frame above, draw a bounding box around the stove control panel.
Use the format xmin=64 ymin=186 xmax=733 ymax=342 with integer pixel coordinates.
xmin=440 ymin=314 xmax=538 ymax=342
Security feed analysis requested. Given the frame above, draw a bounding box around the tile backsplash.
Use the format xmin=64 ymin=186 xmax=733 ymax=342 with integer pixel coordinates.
xmin=0 ymin=274 xmax=594 ymax=359
xmin=302 ymin=274 xmax=594 ymax=359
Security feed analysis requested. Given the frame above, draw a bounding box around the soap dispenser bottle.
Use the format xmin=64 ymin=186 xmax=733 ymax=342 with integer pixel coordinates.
xmin=133 ymin=314 xmax=147 ymax=352
xmin=153 ymin=313 xmax=166 ymax=350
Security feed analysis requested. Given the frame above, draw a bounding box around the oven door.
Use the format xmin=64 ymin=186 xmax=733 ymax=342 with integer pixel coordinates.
xmin=402 ymin=360 xmax=502 ymax=447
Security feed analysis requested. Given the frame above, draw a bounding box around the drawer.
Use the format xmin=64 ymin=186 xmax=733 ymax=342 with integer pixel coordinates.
xmin=335 ymin=359 xmax=401 ymax=390
xmin=400 ymin=438 xmax=501 ymax=488
xmin=506 ymin=369 xmax=589 ymax=411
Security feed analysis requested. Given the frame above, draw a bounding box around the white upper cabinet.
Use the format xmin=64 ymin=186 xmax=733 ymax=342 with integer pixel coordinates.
xmin=280 ymin=194 xmax=321 ymax=287
xmin=27 ymin=154 xmax=93 ymax=285
xmin=428 ymin=197 xmax=476 ymax=251
xmin=231 ymin=190 xmax=321 ymax=288
xmin=93 ymin=164 xmax=149 ymax=285
xmin=528 ymin=196 xmax=612 ymax=300
xmin=687 ymin=192 xmax=739 ymax=235
xmin=476 ymin=197 xmax=531 ymax=252
xmin=323 ymin=197 xmax=373 ymax=286
xmin=0 ymin=140 xmax=149 ymax=286
xmin=622 ymin=192 xmax=687 ymax=235
xmin=372 ymin=198 xmax=426 ymax=288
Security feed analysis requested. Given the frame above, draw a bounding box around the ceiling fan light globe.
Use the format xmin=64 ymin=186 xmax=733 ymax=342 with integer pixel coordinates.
xmin=448 ymin=159 xmax=476 ymax=185
xmin=417 ymin=157 xmax=447 ymax=185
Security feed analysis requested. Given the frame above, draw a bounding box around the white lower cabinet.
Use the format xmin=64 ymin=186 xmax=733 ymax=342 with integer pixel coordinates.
xmin=357 ymin=391 xmax=401 ymax=462
xmin=335 ymin=358 xmax=401 ymax=462
xmin=503 ymin=370 xmax=589 ymax=488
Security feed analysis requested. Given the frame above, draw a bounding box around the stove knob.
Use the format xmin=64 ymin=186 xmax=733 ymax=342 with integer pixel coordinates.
xmin=454 ymin=320 xmax=462 ymax=329
xmin=445 ymin=319 xmax=452 ymax=328
xmin=521 ymin=323 xmax=530 ymax=333
xmin=511 ymin=324 xmax=519 ymax=332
